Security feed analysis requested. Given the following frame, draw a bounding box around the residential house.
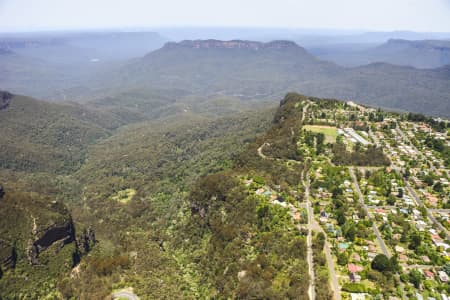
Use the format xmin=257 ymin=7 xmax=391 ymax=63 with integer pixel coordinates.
xmin=438 ymin=271 xmax=449 ymax=282
xmin=424 ymin=270 xmax=434 ymax=279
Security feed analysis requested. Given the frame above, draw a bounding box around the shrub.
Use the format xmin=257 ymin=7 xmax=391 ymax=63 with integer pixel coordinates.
xmin=342 ymin=282 xmax=367 ymax=293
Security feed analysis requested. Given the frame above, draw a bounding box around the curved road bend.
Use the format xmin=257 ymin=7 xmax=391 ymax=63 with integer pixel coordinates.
xmin=112 ymin=291 xmax=139 ymax=300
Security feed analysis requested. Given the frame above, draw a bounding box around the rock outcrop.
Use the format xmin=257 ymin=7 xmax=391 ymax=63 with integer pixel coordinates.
xmin=0 ymin=188 xmax=95 ymax=269
xmin=77 ymin=226 xmax=96 ymax=254
xmin=0 ymin=241 xmax=17 ymax=271
xmin=28 ymin=218 xmax=76 ymax=265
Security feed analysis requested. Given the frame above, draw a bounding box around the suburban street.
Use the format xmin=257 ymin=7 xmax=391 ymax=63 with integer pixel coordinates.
xmin=349 ymin=167 xmax=391 ymax=258
xmin=305 ymin=199 xmax=315 ymax=300
xmin=350 ymin=167 xmax=411 ymax=299
xmin=404 ymin=181 xmax=450 ymax=240
xmin=304 ymin=172 xmax=341 ymax=300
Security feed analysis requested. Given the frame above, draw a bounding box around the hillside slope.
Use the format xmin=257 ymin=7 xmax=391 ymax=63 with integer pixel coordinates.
xmin=108 ymin=40 xmax=338 ymax=98
xmin=0 ymin=91 xmax=125 ymax=173
xmin=0 ymin=185 xmax=96 ymax=298
xmin=106 ymin=40 xmax=450 ymax=117
xmin=313 ymin=39 xmax=450 ymax=69
xmin=369 ymin=39 xmax=450 ymax=68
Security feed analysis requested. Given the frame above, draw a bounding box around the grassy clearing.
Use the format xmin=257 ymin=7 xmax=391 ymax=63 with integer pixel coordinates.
xmin=303 ymin=125 xmax=338 ymax=143
xmin=111 ymin=188 xmax=137 ymax=204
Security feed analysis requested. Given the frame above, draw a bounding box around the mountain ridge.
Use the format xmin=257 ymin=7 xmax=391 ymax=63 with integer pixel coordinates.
xmin=105 ymin=39 xmax=450 ymax=117
xmin=313 ymin=38 xmax=450 ymax=70
xmin=162 ymin=39 xmax=303 ymax=51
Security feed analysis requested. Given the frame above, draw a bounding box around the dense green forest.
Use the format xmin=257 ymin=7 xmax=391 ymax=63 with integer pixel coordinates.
xmin=0 ymin=91 xmax=438 ymax=299
xmin=0 ymin=90 xmax=280 ymax=298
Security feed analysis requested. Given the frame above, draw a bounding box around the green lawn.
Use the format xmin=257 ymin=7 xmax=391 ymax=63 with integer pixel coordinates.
xmin=303 ymin=125 xmax=338 ymax=143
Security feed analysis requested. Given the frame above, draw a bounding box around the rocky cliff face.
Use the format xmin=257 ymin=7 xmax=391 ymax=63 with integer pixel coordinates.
xmin=162 ymin=39 xmax=302 ymax=51
xmin=28 ymin=217 xmax=76 ymax=265
xmin=0 ymin=241 xmax=16 ymax=272
xmin=77 ymin=227 xmax=96 ymax=254
xmin=0 ymin=187 xmax=95 ymax=270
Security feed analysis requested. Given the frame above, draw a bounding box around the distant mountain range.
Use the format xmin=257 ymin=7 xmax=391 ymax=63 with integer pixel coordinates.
xmin=103 ymin=39 xmax=450 ymax=117
xmin=0 ymin=31 xmax=168 ymax=61
xmin=0 ymin=35 xmax=449 ymax=117
xmin=312 ymin=39 xmax=450 ymax=69
xmin=0 ymin=32 xmax=168 ymax=99
xmin=369 ymin=39 xmax=450 ymax=68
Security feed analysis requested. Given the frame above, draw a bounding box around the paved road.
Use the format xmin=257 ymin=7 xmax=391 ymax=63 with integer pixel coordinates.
xmin=305 ymin=201 xmax=315 ymax=300
xmin=349 ymin=167 xmax=391 ymax=258
xmin=323 ymin=240 xmax=340 ymax=300
xmin=350 ymin=167 xmax=408 ymax=299
xmin=404 ymin=182 xmax=450 ymax=240
xmin=304 ymin=173 xmax=341 ymax=300
xmin=429 ymin=209 xmax=450 ymax=213
xmin=112 ymin=291 xmax=139 ymax=300
xmin=388 ymin=126 xmax=449 ymax=240
xmin=304 ymin=173 xmax=316 ymax=300
xmin=395 ymin=123 xmax=436 ymax=172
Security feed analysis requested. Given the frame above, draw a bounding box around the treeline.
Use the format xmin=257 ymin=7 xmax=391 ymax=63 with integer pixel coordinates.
xmin=332 ymin=142 xmax=390 ymax=166
xmin=424 ymin=136 xmax=450 ymax=167
xmin=262 ymin=93 xmax=308 ymax=161
xmin=182 ymin=172 xmax=310 ymax=299
xmin=312 ymin=232 xmax=333 ymax=300
xmin=407 ymin=113 xmax=448 ymax=132
xmin=177 ymin=94 xmax=316 ymax=298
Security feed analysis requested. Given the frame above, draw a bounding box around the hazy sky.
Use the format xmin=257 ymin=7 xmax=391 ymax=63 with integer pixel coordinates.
xmin=1 ymin=0 xmax=450 ymax=32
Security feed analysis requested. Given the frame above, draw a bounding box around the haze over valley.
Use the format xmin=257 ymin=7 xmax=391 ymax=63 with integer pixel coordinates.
xmin=0 ymin=1 xmax=450 ymax=299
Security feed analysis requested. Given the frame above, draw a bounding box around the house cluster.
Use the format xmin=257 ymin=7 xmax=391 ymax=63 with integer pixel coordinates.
xmin=245 ymin=178 xmax=305 ymax=223
xmin=397 ymin=142 xmax=418 ymax=157
xmin=422 ymin=191 xmax=440 ymax=207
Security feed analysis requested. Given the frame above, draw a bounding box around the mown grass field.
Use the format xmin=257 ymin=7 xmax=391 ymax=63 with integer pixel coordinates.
xmin=303 ymin=125 xmax=338 ymax=143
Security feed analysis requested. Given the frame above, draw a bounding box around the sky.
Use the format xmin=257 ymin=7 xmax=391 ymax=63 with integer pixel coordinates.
xmin=0 ymin=0 xmax=450 ymax=32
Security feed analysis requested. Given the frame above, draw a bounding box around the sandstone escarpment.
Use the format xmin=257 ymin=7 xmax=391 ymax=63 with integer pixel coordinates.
xmin=0 ymin=188 xmax=95 ymax=271
xmin=28 ymin=218 xmax=76 ymax=265
xmin=162 ymin=39 xmax=302 ymax=51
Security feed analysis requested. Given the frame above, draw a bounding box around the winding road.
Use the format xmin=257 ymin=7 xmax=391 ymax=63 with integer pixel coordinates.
xmin=112 ymin=290 xmax=139 ymax=300
xmin=257 ymin=142 xmax=270 ymax=160
xmin=256 ymin=102 xmax=310 ymax=164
